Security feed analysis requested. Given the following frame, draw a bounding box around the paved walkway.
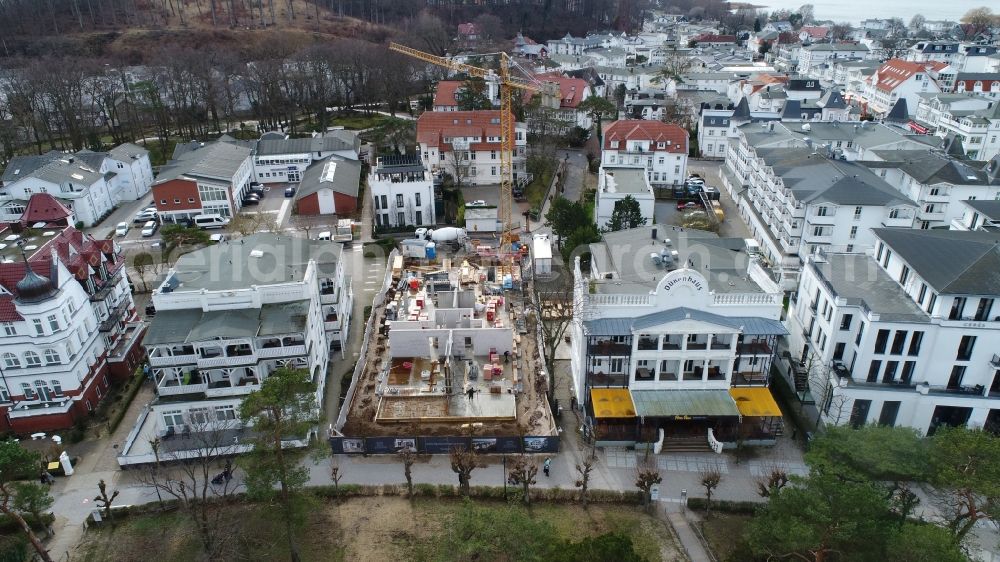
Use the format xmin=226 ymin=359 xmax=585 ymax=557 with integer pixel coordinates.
xmin=665 ymin=510 xmax=713 ymax=562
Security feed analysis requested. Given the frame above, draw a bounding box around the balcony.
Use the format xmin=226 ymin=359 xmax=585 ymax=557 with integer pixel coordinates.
xmin=709 ymin=338 xmax=731 ymax=350
xmin=157 ymin=372 xmax=209 ymax=396
xmin=197 ymin=353 xmax=256 ymax=369
xmin=149 ymin=352 xmax=198 ymax=367
xmin=634 ymin=368 xmax=655 ymax=381
xmin=991 ymin=354 xmax=1000 ymax=369
xmin=257 ymin=344 xmax=307 ymax=359
xmin=737 ymin=342 xmax=772 ymax=355
xmin=637 ymin=337 xmax=659 ymax=351
xmin=588 ymin=341 xmax=631 ymax=356
xmin=89 ymin=271 xmax=124 ymax=302
xmin=660 ymin=340 xmax=682 ymax=351
xmin=8 ymin=398 xmax=74 ymax=417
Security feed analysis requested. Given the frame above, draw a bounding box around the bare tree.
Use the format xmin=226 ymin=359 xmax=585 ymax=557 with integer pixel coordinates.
xmin=330 ymin=458 xmax=344 ymax=498
xmin=754 ymin=465 xmax=789 ymax=498
xmin=443 ymin=150 xmax=471 ymax=189
xmin=94 ymin=479 xmax=120 ymax=522
xmin=229 ymin=211 xmax=280 ymax=237
xmin=634 ymin=459 xmax=662 ymax=507
xmin=700 ymin=469 xmax=722 ymax=512
xmin=136 ymin=419 xmax=243 ymax=557
xmin=506 ymin=454 xmax=539 ymax=505
xmin=398 ymin=448 xmax=416 ymax=498
xmin=575 ymin=457 xmax=595 ymax=507
xmin=449 ymin=446 xmax=478 ymax=497
xmin=527 ymin=275 xmax=587 ymax=399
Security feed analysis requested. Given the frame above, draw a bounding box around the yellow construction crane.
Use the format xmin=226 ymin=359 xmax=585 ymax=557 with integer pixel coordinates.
xmin=389 ymin=42 xmax=554 ymax=257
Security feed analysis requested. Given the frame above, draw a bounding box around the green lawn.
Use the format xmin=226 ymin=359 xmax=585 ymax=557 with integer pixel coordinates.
xmin=330 ymin=112 xmax=396 ymax=130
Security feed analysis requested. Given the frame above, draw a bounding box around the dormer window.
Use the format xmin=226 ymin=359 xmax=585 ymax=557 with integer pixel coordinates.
xmin=657 ymin=141 xmax=666 ymax=149
xmin=610 ymin=140 xmax=619 ymax=148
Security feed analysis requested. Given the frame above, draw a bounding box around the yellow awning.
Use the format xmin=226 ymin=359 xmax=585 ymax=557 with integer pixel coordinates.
xmin=591 ymin=389 xmax=636 ymax=419
xmin=729 ymin=388 xmax=782 ymax=417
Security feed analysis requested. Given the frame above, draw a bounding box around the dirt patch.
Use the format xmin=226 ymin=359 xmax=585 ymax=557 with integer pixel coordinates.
xmin=75 ymin=497 xmax=686 ymax=562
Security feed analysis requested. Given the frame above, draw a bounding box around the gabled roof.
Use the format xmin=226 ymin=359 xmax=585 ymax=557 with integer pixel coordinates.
xmin=534 ymin=72 xmax=590 ymax=109
xmin=108 ymin=142 xmax=149 ymax=162
xmin=1 ymin=151 xmax=63 ymax=183
xmin=603 ymin=120 xmax=687 ymax=152
xmin=157 ymin=142 xmax=252 ymax=184
xmin=872 ymin=59 xmax=931 ymax=93
xmin=804 ymin=42 xmax=868 ymax=52
xmin=867 ymin=150 xmax=999 ymax=186
xmin=295 ymin=155 xmax=362 ymax=200
xmin=799 ymin=26 xmax=829 ymax=40
xmin=432 ymin=81 xmax=463 ymax=107
xmin=873 ymin=228 xmax=1000 ymax=295
xmin=731 ymin=97 xmax=751 ymax=120
xmin=886 ymin=97 xmax=908 ymax=121
xmin=256 ymin=132 xmax=360 ymax=157
xmin=416 ymin=110 xmax=514 ymax=152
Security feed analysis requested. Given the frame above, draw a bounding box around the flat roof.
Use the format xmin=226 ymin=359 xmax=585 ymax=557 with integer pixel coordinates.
xmin=630 ymin=389 xmax=740 ymax=418
xmin=601 ymin=167 xmax=650 ymax=195
xmin=145 ymin=300 xmax=311 ymax=345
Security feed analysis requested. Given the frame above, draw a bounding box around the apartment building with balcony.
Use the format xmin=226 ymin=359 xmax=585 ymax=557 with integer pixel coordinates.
xmin=416 ymin=111 xmax=528 ymax=187
xmin=861 ymin=150 xmax=1000 ymax=229
xmin=786 ymin=228 xmax=1000 ymax=435
xmin=116 ymin=234 xmax=350 ymax=465
xmin=950 ymin=198 xmax=1000 ymax=231
xmin=370 ymin=155 xmax=437 ymax=228
xmin=0 ymin=153 xmax=115 ymax=227
xmin=0 ymin=225 xmax=144 ymax=433
xmin=601 ymin=120 xmax=688 ymax=187
xmin=796 ymin=43 xmax=870 ymax=79
xmin=570 ymin=225 xmax=787 ymax=449
xmin=724 ymin=138 xmax=918 ymax=291
xmin=856 ymin=59 xmax=944 ymax=118
xmin=913 ymin=94 xmax=1000 ymax=162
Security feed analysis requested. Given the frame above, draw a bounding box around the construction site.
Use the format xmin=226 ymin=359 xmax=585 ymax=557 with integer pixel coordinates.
xmin=335 ymin=252 xmax=558 ymax=452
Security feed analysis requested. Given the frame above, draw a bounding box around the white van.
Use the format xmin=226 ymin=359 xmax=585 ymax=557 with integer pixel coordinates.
xmin=193 ymin=214 xmax=230 ymax=230
xmin=316 ymin=231 xmax=332 ymax=241
xmin=140 ymin=221 xmax=158 ymax=237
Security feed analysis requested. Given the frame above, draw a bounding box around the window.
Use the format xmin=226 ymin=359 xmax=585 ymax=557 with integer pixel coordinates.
xmin=876 ymin=242 xmax=884 ymax=261
xmin=47 ymin=314 xmax=59 ymax=331
xmin=174 ymin=198 xmax=180 ymax=204
xmin=949 ymin=297 xmax=966 ymax=320
xmin=849 ymin=226 xmax=857 ymax=239
xmin=2 ymin=353 xmax=19 ymax=369
xmin=380 ymin=195 xmax=387 ymax=209
xmin=926 ymin=293 xmax=937 ymax=314
xmin=867 ymin=360 xmax=882 ymax=382
xmin=397 ymin=212 xmax=405 ymax=225
xmin=414 ymin=193 xmax=421 ymax=207
xmin=855 ymin=322 xmax=865 ymax=345
xmin=0 ymin=385 xmax=7 ymax=403
xmin=948 ymin=366 xmax=966 ymax=389
xmin=33 ymin=319 xmax=44 ymax=335
xmin=917 ymin=283 xmax=927 ymax=305
xmin=190 ymin=408 xmax=210 ymax=425
xmin=879 ymin=401 xmax=901 ymax=426
xmin=816 ymin=206 xmax=829 ymax=216
xmin=216 ymin=405 xmax=237 ymax=421
xmin=395 ymin=194 xmax=404 ymax=208
xmin=899 ymin=265 xmax=910 ymax=286
xmin=86 ymin=400 xmax=92 ymax=412
xmin=890 ymin=331 xmax=906 ymax=355
xmin=840 ymin=314 xmax=852 ymax=331
xmin=874 ymin=329 xmax=890 ymax=354
xmin=882 ymin=249 xmax=891 ymax=268
xmin=24 ymin=351 xmax=41 ymax=367
xmin=610 ymin=141 xmax=619 ymax=149
xmin=374 ymin=196 xmax=379 ymax=210
xmin=957 ymin=335 xmax=976 ymax=361
xmin=2 ymin=322 xmax=15 ymax=336
xmin=900 ymin=361 xmax=916 ymax=383
xmin=44 ymin=349 xmax=60 ymax=365
xmin=163 ymin=410 xmax=184 ymax=427
xmin=974 ymin=298 xmax=994 ymax=321
xmin=21 ymin=383 xmax=35 ymax=400
xmin=415 ymin=211 xmax=423 ymax=224
xmin=854 ymin=206 xmax=862 ymax=219
xmin=51 ymin=379 xmax=62 ymax=396
xmin=849 ymin=399 xmax=872 ymax=428
xmin=833 ymin=342 xmax=846 ymax=361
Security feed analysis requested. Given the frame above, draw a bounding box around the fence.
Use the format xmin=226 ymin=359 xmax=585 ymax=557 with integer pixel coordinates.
xmin=332 ymin=249 xmax=398 ymax=434
xmin=329 ymin=434 xmax=560 ymax=455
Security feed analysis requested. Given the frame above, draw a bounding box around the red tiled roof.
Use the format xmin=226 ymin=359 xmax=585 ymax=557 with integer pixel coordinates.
xmin=0 ymin=261 xmax=52 ymax=321
xmin=533 ymin=73 xmax=591 ymax=109
xmin=872 ymin=59 xmax=937 ymax=93
xmin=417 ymin=111 xmax=513 ymax=152
xmin=19 ymin=193 xmax=72 ymax=227
xmin=799 ymin=26 xmax=829 ymax=39
xmin=458 ymin=23 xmax=478 ymax=36
xmin=433 ymin=81 xmax=463 ymax=108
xmin=603 ymin=120 xmax=688 ymax=153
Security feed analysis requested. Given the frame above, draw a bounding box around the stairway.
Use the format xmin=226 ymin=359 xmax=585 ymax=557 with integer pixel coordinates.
xmin=661 ymin=436 xmax=714 ymax=453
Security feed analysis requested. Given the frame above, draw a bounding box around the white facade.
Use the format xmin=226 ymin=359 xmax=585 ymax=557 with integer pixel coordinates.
xmin=104 ymin=144 xmax=155 ymax=202
xmin=1 ymin=160 xmax=114 ymax=227
xmin=416 ymin=112 xmax=528 ymax=187
xmin=913 ymin=94 xmax=1000 ymax=162
xmin=119 ymin=235 xmax=351 ymax=464
xmin=253 ymin=132 xmax=359 ymax=184
xmin=370 ymin=157 xmax=436 ymax=229
xmin=569 ymin=226 xmax=785 ymax=410
xmin=786 ymin=230 xmax=1000 ymax=435
xmin=797 ymin=44 xmax=870 ymax=79
xmin=601 ymin=123 xmax=689 ymax=187
xmin=594 ymin=167 xmax=655 ymax=228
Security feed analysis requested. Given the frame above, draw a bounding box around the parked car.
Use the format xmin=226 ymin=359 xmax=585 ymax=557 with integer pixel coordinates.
xmin=209 ymin=233 xmax=227 ymax=244
xmin=467 ymin=200 xmax=487 ymax=207
xmin=194 ymin=214 xmax=230 ymax=229
xmin=284 ymin=186 xmax=296 ymax=197
xmin=676 ymin=201 xmax=700 ymax=211
xmin=145 ymin=303 xmax=156 ymax=316
xmin=140 ymin=221 xmax=158 ymax=237
xmin=115 ymin=222 xmax=129 ymax=237
xmin=133 ymin=210 xmax=157 ymax=224
xmin=242 ymin=194 xmax=260 ymax=206
xmin=249 ymin=185 xmax=266 ymax=197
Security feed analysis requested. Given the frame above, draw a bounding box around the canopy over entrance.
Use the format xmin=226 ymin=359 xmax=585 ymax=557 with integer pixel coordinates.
xmin=591 ymin=389 xmax=637 ymax=419
xmin=729 ymin=387 xmax=782 ymax=417
xmin=631 ymin=389 xmax=740 ymax=419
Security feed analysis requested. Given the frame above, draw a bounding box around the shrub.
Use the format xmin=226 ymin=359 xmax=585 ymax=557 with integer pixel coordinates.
xmin=686 ymin=497 xmax=760 ymax=514
xmin=414 ymin=483 xmax=437 ymax=497
xmin=437 ymin=484 xmax=459 ymax=497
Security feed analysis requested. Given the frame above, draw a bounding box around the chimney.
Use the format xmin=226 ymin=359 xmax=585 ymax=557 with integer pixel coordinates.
xmin=651 ymin=227 xmax=657 ymax=240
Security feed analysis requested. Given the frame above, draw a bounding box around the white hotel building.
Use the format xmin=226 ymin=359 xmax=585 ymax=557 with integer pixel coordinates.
xmin=369 ymin=155 xmax=437 ymax=229
xmin=570 ymin=226 xmax=788 ymax=449
xmin=787 ymin=228 xmax=1000 ymax=435
xmin=117 ymin=235 xmax=351 ymax=465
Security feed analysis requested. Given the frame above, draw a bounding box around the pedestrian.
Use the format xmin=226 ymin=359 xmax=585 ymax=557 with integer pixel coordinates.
xmin=543 ymin=457 xmax=551 ymax=477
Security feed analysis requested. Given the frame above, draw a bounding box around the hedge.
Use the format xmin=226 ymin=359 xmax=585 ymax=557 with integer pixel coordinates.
xmin=108 ymin=370 xmax=148 ymax=434
xmin=0 ymin=513 xmax=55 ymax=533
xmin=686 ymin=497 xmax=761 ymax=514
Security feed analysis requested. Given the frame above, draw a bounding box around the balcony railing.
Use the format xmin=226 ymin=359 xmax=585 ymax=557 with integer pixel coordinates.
xmin=737 ymin=342 xmax=772 ymax=355
xmin=258 ymin=344 xmax=307 ymax=359
xmin=149 ymin=353 xmax=198 ymax=367
xmin=197 ymin=353 xmax=256 ymax=369
xmin=587 ymin=342 xmax=631 ymax=356
xmin=637 ymin=339 xmax=658 ymax=351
